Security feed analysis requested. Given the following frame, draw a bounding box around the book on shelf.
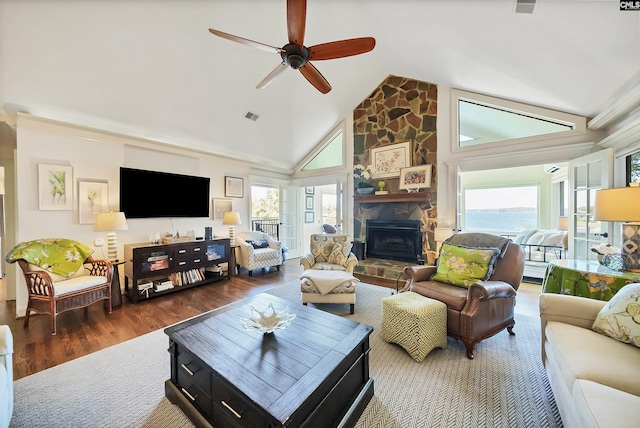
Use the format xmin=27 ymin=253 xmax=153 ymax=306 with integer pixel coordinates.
xmin=153 ymin=279 xmax=174 ymax=292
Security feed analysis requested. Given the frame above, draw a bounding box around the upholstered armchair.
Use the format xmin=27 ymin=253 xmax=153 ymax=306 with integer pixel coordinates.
xmin=403 ymin=232 xmax=524 ymax=359
xmin=300 ymin=234 xmax=358 ymax=273
xmin=0 ymin=325 xmax=12 ymax=428
xmin=235 ymin=231 xmax=282 ymax=276
xmin=6 ymin=238 xmax=113 ymax=335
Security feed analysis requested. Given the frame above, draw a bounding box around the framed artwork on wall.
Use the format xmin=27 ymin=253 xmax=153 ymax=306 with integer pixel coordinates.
xmin=305 ymin=211 xmax=314 ymax=223
xmin=399 ymin=165 xmax=432 ymax=190
xmin=370 ymin=141 xmax=411 ymax=178
xmin=305 ymin=195 xmax=314 ymax=210
xmin=78 ymin=179 xmax=108 ymax=224
xmin=213 ymin=198 xmax=232 ymax=220
xmin=305 ymin=186 xmax=314 ymax=195
xmin=38 ymin=163 xmax=73 ymax=210
xmin=225 ymin=176 xmax=244 ymax=198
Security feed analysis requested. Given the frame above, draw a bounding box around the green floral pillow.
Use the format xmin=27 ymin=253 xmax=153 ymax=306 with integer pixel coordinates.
xmin=431 ymin=242 xmax=501 ymax=288
xmin=592 ymin=283 xmax=640 ymax=348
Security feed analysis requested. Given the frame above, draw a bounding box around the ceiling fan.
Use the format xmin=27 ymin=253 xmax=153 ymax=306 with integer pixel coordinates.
xmin=208 ymin=0 xmax=375 ymax=94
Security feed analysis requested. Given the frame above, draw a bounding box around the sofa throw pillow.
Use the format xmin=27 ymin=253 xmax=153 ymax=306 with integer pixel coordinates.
xmin=327 ymin=244 xmax=348 ymax=266
xmin=513 ymin=229 xmax=537 ymax=245
xmin=246 ymin=239 xmax=269 ymax=249
xmin=592 ymin=283 xmax=640 ymax=348
xmin=431 ymin=242 xmax=501 ymax=288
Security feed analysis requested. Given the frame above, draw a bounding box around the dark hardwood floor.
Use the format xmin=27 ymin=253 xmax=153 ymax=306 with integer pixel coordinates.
xmin=0 ymin=258 xmax=302 ymax=380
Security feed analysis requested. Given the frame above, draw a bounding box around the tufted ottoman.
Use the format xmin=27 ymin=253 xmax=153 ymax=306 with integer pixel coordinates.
xmin=381 ymin=291 xmax=447 ymax=362
xmin=300 ymin=269 xmax=358 ymax=314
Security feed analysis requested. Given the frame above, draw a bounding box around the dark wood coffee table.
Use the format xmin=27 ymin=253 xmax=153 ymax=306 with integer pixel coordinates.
xmin=164 ymin=292 xmax=374 ymax=427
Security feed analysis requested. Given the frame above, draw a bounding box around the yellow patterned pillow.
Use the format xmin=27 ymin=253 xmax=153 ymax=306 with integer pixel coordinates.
xmin=327 ymin=244 xmax=347 ymax=266
xmin=431 ymin=242 xmax=500 ymax=288
xmin=592 ymin=283 xmax=640 ymax=348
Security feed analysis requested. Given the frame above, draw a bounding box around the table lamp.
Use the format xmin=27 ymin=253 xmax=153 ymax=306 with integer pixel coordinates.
xmin=222 ymin=211 xmax=242 ymax=245
xmin=593 ymin=185 xmax=640 ymax=272
xmin=94 ymin=211 xmax=129 ymax=262
xmin=557 ymin=216 xmax=568 ymax=249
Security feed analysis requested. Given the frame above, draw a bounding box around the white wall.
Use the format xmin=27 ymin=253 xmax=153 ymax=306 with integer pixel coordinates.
xmin=10 ymin=114 xmax=290 ymax=316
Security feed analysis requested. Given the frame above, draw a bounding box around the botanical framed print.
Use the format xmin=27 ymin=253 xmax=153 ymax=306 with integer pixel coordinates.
xmin=78 ymin=180 xmax=108 ymax=224
xmin=370 ymin=141 xmax=411 ymax=178
xmin=213 ymin=198 xmax=232 ymax=220
xmin=305 ymin=211 xmax=314 ymax=223
xmin=225 ymin=176 xmax=244 ymax=198
xmin=305 ymin=195 xmax=314 ymax=210
xmin=305 ymin=186 xmax=314 ymax=195
xmin=399 ymin=165 xmax=432 ymax=190
xmin=38 ymin=163 xmax=73 ymax=210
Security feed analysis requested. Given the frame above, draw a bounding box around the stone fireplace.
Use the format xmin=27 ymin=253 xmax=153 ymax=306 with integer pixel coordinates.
xmin=366 ymin=219 xmax=422 ymax=263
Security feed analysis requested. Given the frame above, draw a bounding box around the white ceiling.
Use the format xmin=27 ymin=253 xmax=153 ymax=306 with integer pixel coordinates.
xmin=1 ymin=0 xmax=639 ymax=172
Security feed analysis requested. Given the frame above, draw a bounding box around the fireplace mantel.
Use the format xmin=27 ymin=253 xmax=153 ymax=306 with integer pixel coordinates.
xmin=354 ymin=193 xmax=429 ymax=203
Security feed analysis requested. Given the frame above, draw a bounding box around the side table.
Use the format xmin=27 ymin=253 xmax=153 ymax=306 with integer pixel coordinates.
xmin=228 ymin=245 xmax=239 ymax=276
xmin=542 ymin=259 xmax=640 ymax=301
xmin=110 ymin=260 xmax=126 ymax=307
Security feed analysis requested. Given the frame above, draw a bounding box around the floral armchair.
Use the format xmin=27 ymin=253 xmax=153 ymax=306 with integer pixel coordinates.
xmin=300 ymin=234 xmax=358 ymax=273
xmin=5 ymin=239 xmax=113 ymax=335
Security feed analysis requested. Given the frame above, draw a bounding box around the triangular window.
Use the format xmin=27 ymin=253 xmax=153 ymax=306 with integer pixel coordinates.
xmin=299 ymin=123 xmax=344 ymax=172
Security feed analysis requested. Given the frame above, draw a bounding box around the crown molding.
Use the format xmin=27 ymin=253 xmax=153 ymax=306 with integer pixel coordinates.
xmin=588 ymin=82 xmax=640 ymax=131
xmin=16 ymin=113 xmax=294 ymax=175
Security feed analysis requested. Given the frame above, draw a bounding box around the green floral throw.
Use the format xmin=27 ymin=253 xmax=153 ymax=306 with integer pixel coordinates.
xmin=432 ymin=242 xmax=501 ymax=288
xmin=6 ymin=238 xmax=94 ymax=279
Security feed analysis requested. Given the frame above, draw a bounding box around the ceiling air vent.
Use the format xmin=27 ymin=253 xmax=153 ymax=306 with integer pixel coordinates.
xmin=244 ymin=111 xmax=259 ymax=121
xmin=515 ymin=0 xmax=536 ymax=14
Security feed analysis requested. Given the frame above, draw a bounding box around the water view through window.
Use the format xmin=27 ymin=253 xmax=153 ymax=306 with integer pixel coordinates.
xmin=464 ymin=186 xmax=538 ymax=233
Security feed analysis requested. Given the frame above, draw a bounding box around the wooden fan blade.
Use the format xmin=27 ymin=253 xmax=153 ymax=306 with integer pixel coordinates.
xmin=299 ymin=62 xmax=331 ymax=94
xmin=256 ymin=62 xmax=289 ymax=89
xmin=208 ymin=28 xmax=282 ymax=54
xmin=308 ymin=37 xmax=376 ymax=61
xmin=287 ymin=0 xmax=306 ymax=45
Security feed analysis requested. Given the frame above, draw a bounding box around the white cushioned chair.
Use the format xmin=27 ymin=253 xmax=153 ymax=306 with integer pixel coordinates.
xmin=0 ymin=325 xmax=13 ymax=428
xmin=6 ymin=238 xmax=113 ymax=335
xmin=235 ymin=231 xmax=282 ymax=276
xmin=300 ymin=234 xmax=358 ymax=273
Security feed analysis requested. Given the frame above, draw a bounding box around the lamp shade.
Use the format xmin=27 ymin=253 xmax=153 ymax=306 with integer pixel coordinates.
xmin=94 ymin=212 xmax=129 ymax=231
xmin=222 ymin=211 xmax=242 ymax=225
xmin=557 ymin=216 xmax=568 ymax=231
xmin=594 ymin=187 xmax=640 ymax=223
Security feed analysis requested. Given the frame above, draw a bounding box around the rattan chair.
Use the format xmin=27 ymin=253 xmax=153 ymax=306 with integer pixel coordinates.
xmin=6 ymin=239 xmax=113 ymax=335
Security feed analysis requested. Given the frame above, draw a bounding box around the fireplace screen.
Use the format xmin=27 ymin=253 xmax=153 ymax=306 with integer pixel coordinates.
xmin=365 ymin=219 xmax=422 ymax=263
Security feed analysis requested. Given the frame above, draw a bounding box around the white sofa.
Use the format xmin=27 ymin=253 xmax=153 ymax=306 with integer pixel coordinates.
xmin=0 ymin=325 xmax=13 ymax=428
xmin=539 ymin=294 xmax=640 ymax=428
xmin=512 ymin=229 xmax=566 ymax=281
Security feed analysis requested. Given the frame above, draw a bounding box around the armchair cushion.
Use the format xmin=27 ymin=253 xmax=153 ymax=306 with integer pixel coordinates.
xmin=327 ymin=244 xmax=348 ymax=266
xmin=246 ymin=239 xmax=269 ymax=249
xmin=432 ymin=242 xmax=501 ymax=288
xmin=592 ymin=283 xmax=640 ymax=348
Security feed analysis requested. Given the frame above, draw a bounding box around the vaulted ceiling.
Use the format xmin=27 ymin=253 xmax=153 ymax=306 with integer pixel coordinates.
xmin=1 ymin=1 xmax=638 ymax=172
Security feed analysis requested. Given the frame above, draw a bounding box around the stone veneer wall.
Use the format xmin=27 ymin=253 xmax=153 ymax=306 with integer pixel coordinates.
xmin=353 ymin=75 xmax=438 ymax=254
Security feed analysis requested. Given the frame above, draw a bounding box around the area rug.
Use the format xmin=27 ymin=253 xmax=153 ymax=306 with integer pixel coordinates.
xmin=10 ymin=281 xmax=562 ymax=427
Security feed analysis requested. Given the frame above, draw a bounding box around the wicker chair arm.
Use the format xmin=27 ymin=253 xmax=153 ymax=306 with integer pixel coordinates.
xmin=85 ymin=257 xmax=113 ymax=282
xmin=21 ymin=267 xmax=55 ymax=297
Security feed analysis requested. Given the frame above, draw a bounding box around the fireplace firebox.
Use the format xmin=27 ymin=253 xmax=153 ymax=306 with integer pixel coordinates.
xmin=365 ymin=219 xmax=422 ymax=263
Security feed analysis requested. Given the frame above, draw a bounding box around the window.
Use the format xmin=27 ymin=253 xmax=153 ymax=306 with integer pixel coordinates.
xmin=464 ymin=186 xmax=538 ymax=234
xmin=627 ymin=151 xmax=640 ymax=184
xmin=299 ymin=125 xmax=344 ymax=172
xmin=452 ymin=89 xmax=584 ymax=151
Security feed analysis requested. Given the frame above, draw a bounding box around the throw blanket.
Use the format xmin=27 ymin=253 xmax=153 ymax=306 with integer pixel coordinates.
xmin=447 ymin=233 xmax=511 ymax=258
xmin=300 ymin=269 xmax=358 ymax=295
xmin=6 ymin=238 xmax=93 ymax=278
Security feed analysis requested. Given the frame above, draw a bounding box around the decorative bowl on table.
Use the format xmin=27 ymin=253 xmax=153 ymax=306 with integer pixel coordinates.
xmin=356 ymin=187 xmax=375 ymax=195
xmin=239 ymin=303 xmax=296 ymax=334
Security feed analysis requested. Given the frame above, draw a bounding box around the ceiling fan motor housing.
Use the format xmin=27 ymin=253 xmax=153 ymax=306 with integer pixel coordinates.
xmin=281 ymin=43 xmax=309 ymax=69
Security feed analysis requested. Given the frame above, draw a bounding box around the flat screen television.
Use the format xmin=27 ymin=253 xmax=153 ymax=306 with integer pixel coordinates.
xmin=119 ymin=167 xmax=210 ymax=218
